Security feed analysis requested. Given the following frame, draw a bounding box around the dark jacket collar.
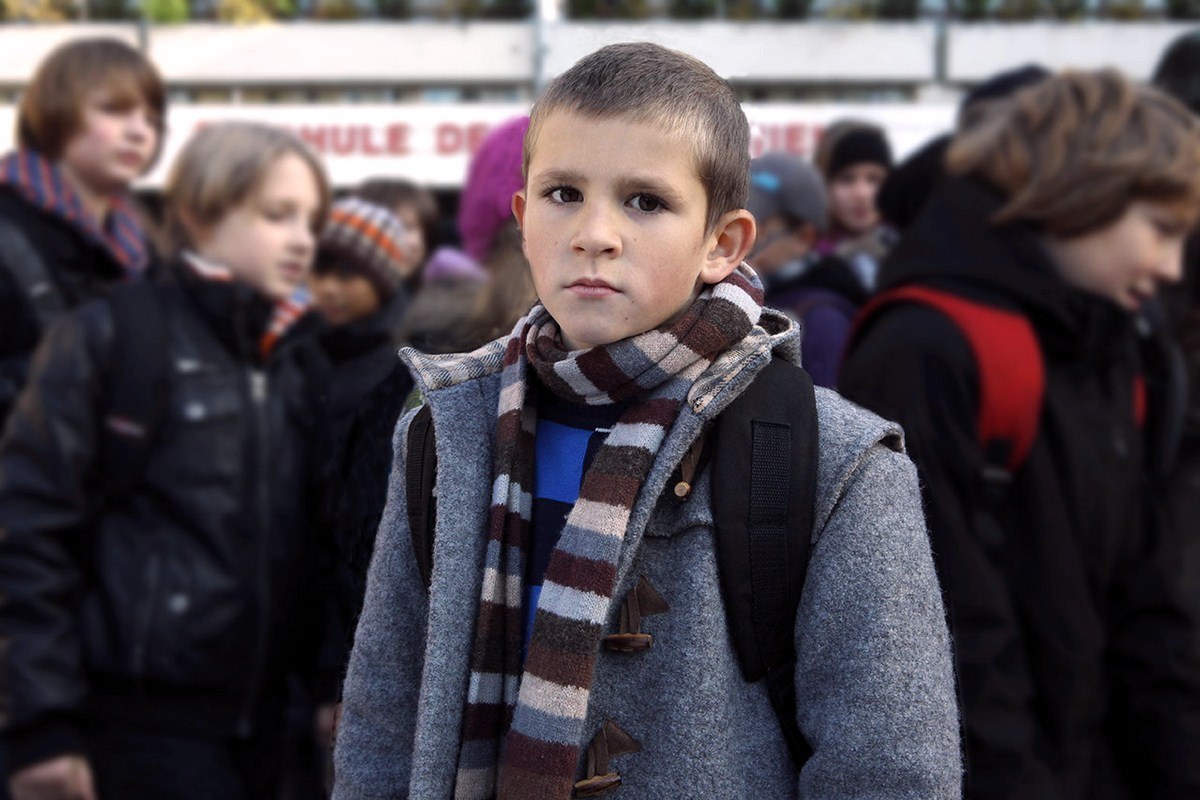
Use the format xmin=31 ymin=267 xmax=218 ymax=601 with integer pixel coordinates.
xmin=317 ymin=290 xmax=409 ymax=366
xmin=170 ymin=257 xmax=276 ymax=364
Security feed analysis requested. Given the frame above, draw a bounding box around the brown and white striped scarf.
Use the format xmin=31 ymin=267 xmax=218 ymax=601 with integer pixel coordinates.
xmin=453 ymin=264 xmax=766 ymax=799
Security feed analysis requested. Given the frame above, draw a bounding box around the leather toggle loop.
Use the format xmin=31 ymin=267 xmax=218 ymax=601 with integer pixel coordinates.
xmin=671 ymin=436 xmax=705 ymax=500
xmin=573 ymin=720 xmax=641 ymax=797
xmin=602 ymin=576 xmax=669 ymax=652
xmin=574 ymin=773 xmax=622 ymax=797
xmin=603 ymin=632 xmax=653 ymax=652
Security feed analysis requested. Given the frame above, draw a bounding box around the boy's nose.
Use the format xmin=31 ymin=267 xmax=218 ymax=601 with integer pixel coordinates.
xmin=292 ymin=224 xmax=316 ymax=256
xmin=1158 ymin=238 xmax=1186 ymax=284
xmin=571 ymin=203 xmax=622 ymax=257
xmin=125 ymin=109 xmax=154 ymax=140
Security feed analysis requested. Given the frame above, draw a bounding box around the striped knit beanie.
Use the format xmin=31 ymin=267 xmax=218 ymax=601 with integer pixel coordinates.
xmin=317 ymin=197 xmax=408 ymax=299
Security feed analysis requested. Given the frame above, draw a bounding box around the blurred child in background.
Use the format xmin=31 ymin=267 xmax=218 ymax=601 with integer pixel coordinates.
xmin=0 ymin=121 xmax=333 ymax=800
xmin=0 ymin=37 xmax=165 ymax=427
xmin=813 ymin=119 xmax=895 ymax=293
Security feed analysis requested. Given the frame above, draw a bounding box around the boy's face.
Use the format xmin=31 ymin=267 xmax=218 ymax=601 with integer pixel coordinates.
xmin=514 ymin=110 xmax=738 ymax=351
xmin=392 ymin=204 xmax=427 ymax=276
xmin=59 ymin=87 xmax=158 ymax=197
xmin=191 ymin=152 xmax=321 ymax=303
xmin=1045 ymin=200 xmax=1191 ymax=312
xmin=311 ymin=272 xmax=383 ymax=327
xmin=828 ymin=162 xmax=886 ymax=236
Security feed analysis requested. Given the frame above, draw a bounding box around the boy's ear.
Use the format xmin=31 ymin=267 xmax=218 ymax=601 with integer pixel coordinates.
xmin=511 ymin=190 xmax=529 ymax=256
xmin=699 ymin=209 xmax=756 ymax=285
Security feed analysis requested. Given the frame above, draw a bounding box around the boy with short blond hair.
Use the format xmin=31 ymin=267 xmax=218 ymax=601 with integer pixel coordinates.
xmin=333 ymin=42 xmax=960 ymax=799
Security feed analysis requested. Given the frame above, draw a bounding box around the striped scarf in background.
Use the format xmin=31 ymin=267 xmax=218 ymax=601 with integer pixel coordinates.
xmin=453 ymin=264 xmax=766 ymax=800
xmin=0 ymin=150 xmax=150 ymax=274
xmin=259 ymin=284 xmax=312 ymax=359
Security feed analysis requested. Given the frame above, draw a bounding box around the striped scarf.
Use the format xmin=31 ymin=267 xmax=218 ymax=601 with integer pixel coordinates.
xmin=454 ymin=264 xmax=765 ymax=800
xmin=0 ymin=150 xmax=150 ymax=274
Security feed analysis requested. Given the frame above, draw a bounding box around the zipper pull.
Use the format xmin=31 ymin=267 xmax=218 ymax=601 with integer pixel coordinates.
xmin=249 ymin=370 xmax=268 ymax=403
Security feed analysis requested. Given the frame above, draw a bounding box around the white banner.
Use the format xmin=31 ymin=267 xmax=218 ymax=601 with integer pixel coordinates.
xmin=0 ymin=102 xmax=957 ymax=189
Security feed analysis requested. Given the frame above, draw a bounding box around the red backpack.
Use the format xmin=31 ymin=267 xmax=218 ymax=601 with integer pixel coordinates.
xmin=848 ymin=285 xmax=1147 ymax=481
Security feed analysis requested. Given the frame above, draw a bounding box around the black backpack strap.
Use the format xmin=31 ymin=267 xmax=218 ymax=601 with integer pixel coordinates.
xmin=406 ymin=404 xmax=437 ymax=589
xmin=712 ymin=356 xmax=818 ymax=768
xmin=0 ymin=217 xmax=65 ymax=330
xmin=98 ymin=280 xmax=171 ymax=500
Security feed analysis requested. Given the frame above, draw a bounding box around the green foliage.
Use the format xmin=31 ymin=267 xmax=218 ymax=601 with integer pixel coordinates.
xmin=144 ymin=0 xmax=188 ymax=20
xmin=668 ymin=0 xmax=718 ymax=17
xmin=1 ymin=0 xmax=73 ymax=19
xmin=1100 ymin=0 xmax=1143 ymax=17
xmin=88 ymin=0 xmax=133 ymax=18
xmin=567 ymin=0 xmax=649 ymax=17
xmin=776 ymin=0 xmax=813 ymax=17
xmin=313 ymin=0 xmax=358 ymax=17
xmin=954 ymin=0 xmax=990 ymax=20
xmin=992 ymin=0 xmax=1040 ymax=19
xmin=373 ymin=0 xmax=410 ymax=16
xmin=876 ymin=0 xmax=917 ymax=17
xmin=373 ymin=0 xmax=407 ymax=13
xmin=725 ymin=0 xmax=760 ymax=17
xmin=1043 ymin=0 xmax=1083 ymax=17
xmin=822 ymin=0 xmax=875 ymax=18
xmin=480 ymin=0 xmax=530 ymax=18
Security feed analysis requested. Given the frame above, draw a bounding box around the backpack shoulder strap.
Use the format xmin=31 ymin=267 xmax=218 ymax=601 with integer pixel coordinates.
xmin=406 ymin=403 xmax=437 ymax=589
xmin=711 ymin=355 xmax=818 ymax=768
xmin=0 ymin=216 xmax=66 ymax=330
xmin=852 ymin=285 xmax=1045 ymax=474
xmin=98 ymin=280 xmax=171 ymax=500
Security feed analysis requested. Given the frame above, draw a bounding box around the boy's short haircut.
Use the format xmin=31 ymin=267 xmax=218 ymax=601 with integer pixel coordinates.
xmin=18 ymin=37 xmax=167 ymax=167
xmin=355 ymin=177 xmax=441 ymax=253
xmin=524 ymin=42 xmax=749 ymax=235
xmin=163 ymin=121 xmax=331 ymax=256
xmin=946 ymin=69 xmax=1200 ymax=237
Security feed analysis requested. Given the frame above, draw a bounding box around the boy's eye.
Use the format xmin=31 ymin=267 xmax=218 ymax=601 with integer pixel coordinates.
xmin=629 ymin=194 xmax=666 ymax=213
xmin=546 ymin=186 xmax=581 ymax=204
xmin=1155 ymin=220 xmax=1189 ymax=238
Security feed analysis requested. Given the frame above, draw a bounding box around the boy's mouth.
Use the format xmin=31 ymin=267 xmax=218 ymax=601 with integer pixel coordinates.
xmin=566 ymin=281 xmax=614 ymax=293
xmin=568 ymin=277 xmax=618 ymax=297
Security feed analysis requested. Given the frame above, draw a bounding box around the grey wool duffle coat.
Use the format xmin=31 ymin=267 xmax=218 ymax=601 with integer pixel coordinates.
xmin=333 ymin=309 xmax=962 ymax=799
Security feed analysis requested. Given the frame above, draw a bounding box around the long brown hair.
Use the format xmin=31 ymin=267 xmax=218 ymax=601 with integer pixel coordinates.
xmin=947 ymin=69 xmax=1200 ymax=237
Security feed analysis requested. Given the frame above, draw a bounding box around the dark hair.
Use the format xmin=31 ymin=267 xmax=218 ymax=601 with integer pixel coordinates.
xmin=947 ymin=69 xmax=1200 ymax=237
xmin=1153 ymin=30 xmax=1200 ymax=116
xmin=525 ymin=42 xmax=749 ymax=235
xmin=18 ymin=38 xmax=166 ymax=166
xmin=814 ymin=119 xmax=892 ymax=181
xmin=355 ymin=178 xmax=441 ymax=254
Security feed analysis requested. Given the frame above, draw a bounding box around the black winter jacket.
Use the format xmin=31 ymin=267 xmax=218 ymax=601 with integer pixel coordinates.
xmin=0 ymin=262 xmax=328 ymax=773
xmin=840 ymin=178 xmax=1200 ymax=800
xmin=310 ymin=296 xmax=410 ymax=660
xmin=0 ymin=187 xmax=136 ymax=428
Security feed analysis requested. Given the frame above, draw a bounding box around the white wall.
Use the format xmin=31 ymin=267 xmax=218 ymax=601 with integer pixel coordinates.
xmin=4 ymin=20 xmax=1187 ymax=86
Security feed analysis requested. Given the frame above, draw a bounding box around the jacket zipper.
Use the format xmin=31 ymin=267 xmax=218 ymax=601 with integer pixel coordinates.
xmin=237 ymin=365 xmax=272 ymax=737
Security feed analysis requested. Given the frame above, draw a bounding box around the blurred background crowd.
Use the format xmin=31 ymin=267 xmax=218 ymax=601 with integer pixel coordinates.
xmin=0 ymin=11 xmax=1199 ymax=800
